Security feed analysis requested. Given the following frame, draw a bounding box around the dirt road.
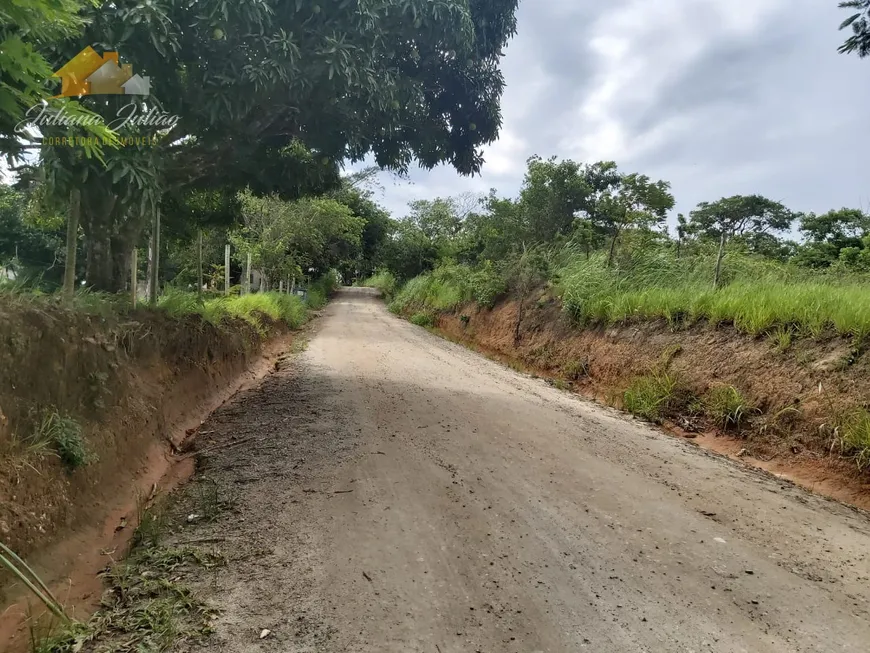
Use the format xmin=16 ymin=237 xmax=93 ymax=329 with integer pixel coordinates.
xmin=179 ymin=287 xmax=870 ymax=652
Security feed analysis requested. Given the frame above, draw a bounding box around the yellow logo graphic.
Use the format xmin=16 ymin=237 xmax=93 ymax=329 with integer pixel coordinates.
xmin=53 ymin=47 xmax=150 ymax=97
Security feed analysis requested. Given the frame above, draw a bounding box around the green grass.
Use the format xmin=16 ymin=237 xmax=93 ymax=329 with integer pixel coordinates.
xmin=623 ymin=372 xmax=682 ymax=423
xmin=158 ymin=289 xmax=308 ymax=332
xmin=28 ymin=411 xmax=93 ymax=470
xmin=363 ymin=270 xmax=398 ymax=299
xmin=705 ymin=385 xmax=755 ymax=432
xmin=389 ymin=266 xmax=472 ymax=314
xmin=839 ymin=409 xmax=870 ymax=469
xmin=410 ymin=312 xmax=434 ymax=327
xmin=557 ymin=251 xmax=870 ymax=340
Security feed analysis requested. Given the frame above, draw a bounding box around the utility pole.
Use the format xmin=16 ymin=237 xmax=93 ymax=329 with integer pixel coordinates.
xmin=130 ymin=248 xmax=138 ymax=308
xmin=224 ymin=244 xmax=231 ymax=295
xmin=244 ymin=252 xmax=251 ymax=295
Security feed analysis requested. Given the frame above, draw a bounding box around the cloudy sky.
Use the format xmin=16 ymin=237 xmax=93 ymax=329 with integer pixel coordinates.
xmin=368 ymin=0 xmax=870 ymax=229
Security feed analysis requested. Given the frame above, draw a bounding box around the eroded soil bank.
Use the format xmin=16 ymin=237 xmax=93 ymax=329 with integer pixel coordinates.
xmin=0 ymin=301 xmax=305 ymax=644
xmin=432 ymin=293 xmax=870 ymax=509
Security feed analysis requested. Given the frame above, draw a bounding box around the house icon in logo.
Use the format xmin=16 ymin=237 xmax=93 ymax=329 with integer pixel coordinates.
xmin=53 ymin=47 xmax=150 ymax=97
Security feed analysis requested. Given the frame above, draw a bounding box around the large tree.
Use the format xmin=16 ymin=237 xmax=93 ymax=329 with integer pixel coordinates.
xmin=794 ymin=208 xmax=869 ymax=267
xmin=688 ymin=195 xmax=796 ymax=287
xmin=18 ymin=0 xmax=520 ymax=291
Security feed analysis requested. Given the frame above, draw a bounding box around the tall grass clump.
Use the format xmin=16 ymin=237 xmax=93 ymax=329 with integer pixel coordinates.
xmin=557 ymin=251 xmax=870 ymax=340
xmin=157 ymin=290 xmax=308 ymax=331
xmin=623 ymin=372 xmax=682 ymax=423
xmin=220 ymin=293 xmax=308 ymax=331
xmin=705 ymin=385 xmax=755 ymax=432
xmin=389 ymin=264 xmax=472 ymax=314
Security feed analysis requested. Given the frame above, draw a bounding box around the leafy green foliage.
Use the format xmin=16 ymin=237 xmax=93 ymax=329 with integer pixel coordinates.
xmin=29 ymin=410 xmax=92 ymax=470
xmin=233 ymin=192 xmax=363 ymax=289
xmin=410 ymin=312 xmax=434 ymax=327
xmin=839 ymin=0 xmax=870 ymax=57
xmin=363 ymin=270 xmax=399 ymax=300
xmin=467 ymin=261 xmax=507 ymax=307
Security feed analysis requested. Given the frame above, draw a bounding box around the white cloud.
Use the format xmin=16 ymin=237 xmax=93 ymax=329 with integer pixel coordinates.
xmin=370 ymin=0 xmax=870 ymax=220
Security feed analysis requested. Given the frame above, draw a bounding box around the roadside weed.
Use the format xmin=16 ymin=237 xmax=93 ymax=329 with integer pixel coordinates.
xmin=838 ymin=409 xmax=870 ymax=469
xmin=28 ymin=411 xmax=93 ymax=470
xmin=410 ymin=312 xmax=434 ymax=327
xmin=705 ymin=385 xmax=754 ymax=432
xmin=623 ymin=372 xmax=681 ymax=422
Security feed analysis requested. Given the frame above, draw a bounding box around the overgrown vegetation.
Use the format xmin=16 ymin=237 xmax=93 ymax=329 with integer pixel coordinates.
xmin=623 ymin=373 xmax=683 ymax=423
xmin=363 ymin=270 xmax=399 ymax=300
xmin=839 ymin=409 xmax=870 ymax=469
xmin=705 ymin=386 xmax=755 ymax=433
xmin=27 ymin=411 xmax=92 ymax=470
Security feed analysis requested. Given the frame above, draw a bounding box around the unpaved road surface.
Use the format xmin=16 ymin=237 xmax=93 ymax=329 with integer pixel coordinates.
xmin=180 ymin=288 xmax=870 ymax=652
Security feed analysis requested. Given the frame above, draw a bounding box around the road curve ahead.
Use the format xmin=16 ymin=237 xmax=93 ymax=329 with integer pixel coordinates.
xmin=191 ymin=287 xmax=870 ymax=653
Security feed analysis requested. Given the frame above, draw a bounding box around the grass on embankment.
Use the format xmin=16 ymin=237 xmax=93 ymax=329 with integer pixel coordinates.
xmin=383 ymin=253 xmax=870 ymax=342
xmin=557 ymin=252 xmax=870 ymax=340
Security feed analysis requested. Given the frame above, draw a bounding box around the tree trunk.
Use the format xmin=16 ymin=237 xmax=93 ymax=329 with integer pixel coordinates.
xmin=80 ymin=193 xmax=122 ymax=292
xmin=63 ymin=189 xmax=80 ymax=296
xmin=713 ymin=232 xmax=728 ymax=289
xmin=607 ymin=230 xmax=619 ymax=267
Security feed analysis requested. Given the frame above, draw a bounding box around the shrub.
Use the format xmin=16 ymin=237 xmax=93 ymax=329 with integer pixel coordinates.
xmin=705 ymin=385 xmax=754 ymax=432
xmin=306 ymin=288 xmax=327 ymax=310
xmin=623 ymin=372 xmax=681 ymax=422
xmin=410 ymin=312 xmax=434 ymax=327
xmin=309 ymin=270 xmax=341 ymax=304
xmin=467 ymin=261 xmax=507 ymax=307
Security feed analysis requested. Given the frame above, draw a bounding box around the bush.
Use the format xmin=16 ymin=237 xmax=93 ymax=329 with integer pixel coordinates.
xmin=623 ymin=372 xmax=682 ymax=423
xmin=306 ymin=288 xmax=327 ymax=310
xmin=705 ymin=385 xmax=754 ymax=432
xmin=467 ymin=261 xmax=507 ymax=307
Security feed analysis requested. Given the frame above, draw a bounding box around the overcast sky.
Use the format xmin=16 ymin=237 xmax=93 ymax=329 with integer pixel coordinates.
xmin=366 ymin=0 xmax=870 ymax=229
